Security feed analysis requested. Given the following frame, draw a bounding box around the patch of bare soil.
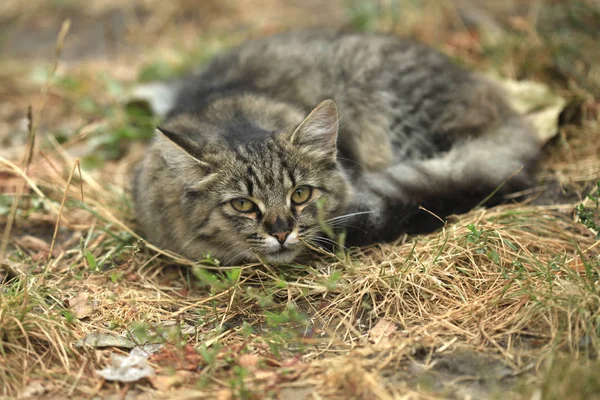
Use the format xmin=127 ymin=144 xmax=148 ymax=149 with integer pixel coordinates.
xmin=387 ymin=347 xmax=520 ymax=398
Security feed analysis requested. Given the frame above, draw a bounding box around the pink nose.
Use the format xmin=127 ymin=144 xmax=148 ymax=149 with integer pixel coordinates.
xmin=272 ymin=231 xmax=290 ymax=244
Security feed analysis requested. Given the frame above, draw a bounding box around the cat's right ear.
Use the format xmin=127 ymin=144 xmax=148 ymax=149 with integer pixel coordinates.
xmin=155 ymin=127 xmax=212 ymax=171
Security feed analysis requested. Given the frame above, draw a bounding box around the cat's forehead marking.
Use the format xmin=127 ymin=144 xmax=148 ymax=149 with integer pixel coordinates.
xmin=232 ymin=140 xmax=302 ymax=204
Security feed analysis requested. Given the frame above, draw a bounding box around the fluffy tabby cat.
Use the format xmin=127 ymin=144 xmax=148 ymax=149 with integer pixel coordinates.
xmin=133 ymin=31 xmax=541 ymax=265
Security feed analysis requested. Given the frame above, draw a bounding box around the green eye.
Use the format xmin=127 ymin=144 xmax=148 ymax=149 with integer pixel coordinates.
xmin=291 ymin=186 xmax=312 ymax=205
xmin=230 ymin=198 xmax=257 ymax=213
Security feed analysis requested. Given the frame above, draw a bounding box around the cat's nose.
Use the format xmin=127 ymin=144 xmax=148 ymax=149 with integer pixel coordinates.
xmin=271 ymin=231 xmax=290 ymax=244
xmin=267 ymin=216 xmax=293 ymax=244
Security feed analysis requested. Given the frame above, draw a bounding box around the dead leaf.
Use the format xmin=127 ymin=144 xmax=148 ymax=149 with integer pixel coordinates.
xmin=14 ymin=235 xmax=62 ymax=260
xmin=447 ymin=31 xmax=481 ymax=52
xmin=148 ymin=371 xmax=192 ymax=391
xmin=14 ymin=235 xmax=50 ymax=253
xmin=154 ymin=320 xmax=197 ymax=337
xmin=491 ymin=76 xmax=566 ymax=145
xmin=66 ymin=292 xmax=94 ymax=319
xmin=368 ymin=318 xmax=397 ymax=348
xmin=76 ymin=332 xmax=137 ymax=349
xmin=0 ymin=260 xmax=32 ymax=277
xmin=96 ymin=352 xmax=155 ymax=382
xmin=253 ymin=369 xmax=278 ymax=385
xmin=150 ymin=344 xmax=202 ymax=371
xmin=280 ymin=356 xmax=302 ymax=368
xmin=238 ymin=353 xmax=260 ymax=370
xmin=21 ymin=381 xmax=54 ymax=398
xmin=215 ymin=389 xmax=233 ymax=400
xmin=280 ymin=387 xmax=314 ymax=400
xmin=508 ymin=16 xmax=532 ymax=33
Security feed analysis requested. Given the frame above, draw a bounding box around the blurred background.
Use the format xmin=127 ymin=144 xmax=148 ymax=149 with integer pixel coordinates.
xmin=0 ymin=0 xmax=598 ymax=191
xmin=2 ymin=0 xmax=599 ymax=74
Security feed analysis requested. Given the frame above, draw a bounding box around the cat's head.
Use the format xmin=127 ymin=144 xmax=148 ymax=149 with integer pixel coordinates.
xmin=155 ymin=99 xmax=351 ymax=264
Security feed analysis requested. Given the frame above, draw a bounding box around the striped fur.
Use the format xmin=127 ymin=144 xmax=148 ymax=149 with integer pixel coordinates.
xmin=132 ymin=31 xmax=541 ymax=264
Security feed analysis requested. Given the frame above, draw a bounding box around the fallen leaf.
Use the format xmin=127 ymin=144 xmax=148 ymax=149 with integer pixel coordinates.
xmin=134 ymin=343 xmax=164 ymax=356
xmin=150 ymin=344 xmax=202 ymax=371
xmin=238 ymin=353 xmax=260 ymax=370
xmin=253 ymin=369 xmax=278 ymax=385
xmin=280 ymin=387 xmax=314 ymax=400
xmin=67 ymin=292 xmax=94 ymax=319
xmin=96 ymin=352 xmax=155 ymax=382
xmin=14 ymin=235 xmax=50 ymax=253
xmin=153 ymin=321 xmax=197 ymax=337
xmin=492 ymin=77 xmax=566 ymax=144
xmin=0 ymin=260 xmax=32 ymax=277
xmin=368 ymin=319 xmax=397 ymax=348
xmin=446 ymin=31 xmax=481 ymax=52
xmin=148 ymin=371 xmax=192 ymax=391
xmin=508 ymin=16 xmax=532 ymax=33
xmin=21 ymin=381 xmax=54 ymax=398
xmin=280 ymin=356 xmax=302 ymax=368
xmin=14 ymin=235 xmax=62 ymax=260
xmin=215 ymin=389 xmax=233 ymax=400
xmin=76 ymin=332 xmax=137 ymax=349
xmin=526 ymin=104 xmax=567 ymax=145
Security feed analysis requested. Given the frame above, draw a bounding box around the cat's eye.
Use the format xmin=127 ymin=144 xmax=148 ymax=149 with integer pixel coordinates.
xmin=230 ymin=198 xmax=257 ymax=213
xmin=291 ymin=186 xmax=312 ymax=205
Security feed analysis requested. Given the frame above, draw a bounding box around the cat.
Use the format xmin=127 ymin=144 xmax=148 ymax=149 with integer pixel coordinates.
xmin=132 ymin=31 xmax=541 ymax=265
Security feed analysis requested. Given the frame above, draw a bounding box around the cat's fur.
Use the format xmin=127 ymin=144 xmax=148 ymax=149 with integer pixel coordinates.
xmin=133 ymin=31 xmax=542 ymax=264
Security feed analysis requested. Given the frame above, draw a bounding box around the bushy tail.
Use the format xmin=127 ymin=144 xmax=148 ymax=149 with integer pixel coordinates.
xmin=341 ymin=117 xmax=542 ymax=245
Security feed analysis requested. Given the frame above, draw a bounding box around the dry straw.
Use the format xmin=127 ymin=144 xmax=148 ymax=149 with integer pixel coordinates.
xmin=1 ymin=1 xmax=600 ymax=398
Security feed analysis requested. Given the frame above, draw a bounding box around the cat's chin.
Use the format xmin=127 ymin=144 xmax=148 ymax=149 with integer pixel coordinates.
xmin=259 ymin=248 xmax=302 ymax=265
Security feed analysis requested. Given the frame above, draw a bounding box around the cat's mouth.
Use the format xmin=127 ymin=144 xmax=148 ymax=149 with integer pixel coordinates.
xmin=260 ymin=247 xmax=301 ymax=264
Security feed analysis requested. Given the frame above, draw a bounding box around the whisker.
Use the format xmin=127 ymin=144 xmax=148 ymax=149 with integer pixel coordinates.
xmin=180 ymin=230 xmax=206 ymax=252
xmin=325 ymin=211 xmax=374 ymax=223
xmin=302 ymin=221 xmax=369 ymax=236
xmin=221 ymin=242 xmax=253 ymax=264
xmin=297 ymin=212 xmax=374 ymax=239
xmin=335 ymin=156 xmax=368 ymax=170
xmin=304 ymin=234 xmax=349 ymax=252
xmin=219 ymin=240 xmax=242 ymax=255
xmin=223 ymin=246 xmax=257 ymax=265
xmin=299 ymin=237 xmax=336 ymax=257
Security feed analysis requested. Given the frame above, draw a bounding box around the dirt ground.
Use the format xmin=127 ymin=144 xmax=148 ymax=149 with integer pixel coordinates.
xmin=1 ymin=1 xmax=599 ymax=399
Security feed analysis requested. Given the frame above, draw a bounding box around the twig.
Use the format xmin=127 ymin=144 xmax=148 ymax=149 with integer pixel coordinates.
xmin=0 ymin=20 xmax=70 ymax=264
xmin=418 ymin=205 xmax=446 ymax=224
xmin=49 ymin=159 xmax=80 ymax=260
xmin=0 ymin=111 xmax=34 ymax=265
xmin=32 ymin=20 xmax=71 ymax=134
xmin=476 ymin=165 xmax=524 ymax=209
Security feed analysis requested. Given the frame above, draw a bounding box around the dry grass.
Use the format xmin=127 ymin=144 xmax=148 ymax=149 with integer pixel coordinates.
xmin=1 ymin=0 xmax=600 ymax=398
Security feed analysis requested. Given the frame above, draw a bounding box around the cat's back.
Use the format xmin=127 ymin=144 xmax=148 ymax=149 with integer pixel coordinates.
xmin=168 ymin=31 xmax=520 ymax=171
xmin=171 ymin=31 xmax=466 ymax=114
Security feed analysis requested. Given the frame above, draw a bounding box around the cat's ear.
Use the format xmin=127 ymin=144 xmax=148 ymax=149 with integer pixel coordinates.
xmin=156 ymin=127 xmax=212 ymax=171
xmin=290 ymin=99 xmax=339 ymax=160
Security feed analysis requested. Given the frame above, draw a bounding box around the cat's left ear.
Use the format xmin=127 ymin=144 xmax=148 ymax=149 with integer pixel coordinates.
xmin=156 ymin=127 xmax=212 ymax=172
xmin=290 ymin=99 xmax=339 ymax=160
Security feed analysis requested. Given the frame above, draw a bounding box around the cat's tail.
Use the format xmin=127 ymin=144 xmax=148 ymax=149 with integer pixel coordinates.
xmin=341 ymin=116 xmax=543 ymax=245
